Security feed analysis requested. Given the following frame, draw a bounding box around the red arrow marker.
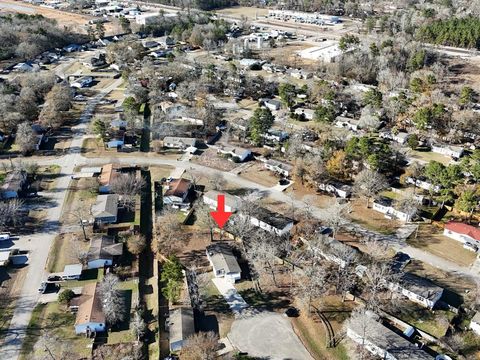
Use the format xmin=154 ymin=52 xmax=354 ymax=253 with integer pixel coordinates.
xmin=210 ymin=194 xmax=232 ymax=229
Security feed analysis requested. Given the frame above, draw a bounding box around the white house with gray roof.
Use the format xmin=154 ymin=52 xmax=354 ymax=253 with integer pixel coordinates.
xmin=347 ymin=314 xmax=433 ymax=360
xmin=206 ymin=244 xmax=241 ymax=283
xmin=246 ymin=206 xmax=294 ymax=236
xmin=203 ymin=191 xmax=240 ymax=213
xmin=390 ymin=273 xmax=444 ymax=309
xmin=163 ymin=137 xmax=198 ymax=150
xmin=264 ymin=159 xmax=293 ymax=177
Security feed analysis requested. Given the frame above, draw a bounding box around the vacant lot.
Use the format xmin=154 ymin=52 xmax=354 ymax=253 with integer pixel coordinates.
xmin=192 ymin=148 xmax=239 ymax=172
xmin=239 ymin=162 xmax=279 ymax=187
xmin=409 ymin=150 xmax=452 ymax=165
xmin=349 ymin=199 xmax=401 ymax=235
xmin=407 ymin=225 xmax=477 ymax=267
xmin=216 ymin=6 xmax=268 ymax=19
xmin=62 ymin=177 xmax=98 ymax=225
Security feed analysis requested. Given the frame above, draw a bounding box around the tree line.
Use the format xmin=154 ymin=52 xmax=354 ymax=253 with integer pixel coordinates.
xmin=417 ymin=16 xmax=480 ymax=49
xmin=0 ymin=14 xmax=84 ymax=62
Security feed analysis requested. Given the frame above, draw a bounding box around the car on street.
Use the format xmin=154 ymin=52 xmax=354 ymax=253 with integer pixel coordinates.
xmin=38 ymin=281 xmax=60 ymax=294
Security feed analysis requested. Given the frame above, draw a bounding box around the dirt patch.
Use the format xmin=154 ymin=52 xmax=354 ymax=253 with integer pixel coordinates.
xmin=349 ymin=198 xmax=401 ymax=235
xmin=192 ymin=148 xmax=239 ymax=172
xmin=216 ymin=6 xmax=268 ymax=19
xmin=0 ymin=0 xmax=119 ymax=35
xmin=239 ymin=162 xmax=279 ymax=187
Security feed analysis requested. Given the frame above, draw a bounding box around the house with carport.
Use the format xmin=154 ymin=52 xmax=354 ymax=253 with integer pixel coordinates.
xmin=74 ymin=283 xmax=106 ymax=335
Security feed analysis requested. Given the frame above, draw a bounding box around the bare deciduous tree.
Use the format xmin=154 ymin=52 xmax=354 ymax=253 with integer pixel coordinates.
xmin=0 ymin=198 xmax=24 ymax=230
xmin=152 ymin=209 xmax=184 ymax=256
xmin=126 ymin=233 xmax=146 ymax=257
xmin=362 ymin=261 xmax=400 ymax=311
xmin=99 ymin=273 xmax=126 ymax=326
xmin=15 ymin=122 xmax=37 ymax=155
xmin=179 ymin=331 xmax=219 ymax=360
xmin=130 ymin=310 xmax=147 ymax=341
xmin=208 ymin=172 xmax=226 ymax=191
xmin=294 ymin=262 xmax=328 ymax=314
xmin=110 ymin=173 xmax=145 ymax=209
xmin=353 ymin=169 xmax=389 ymax=208
xmin=318 ymin=199 xmax=351 ymax=237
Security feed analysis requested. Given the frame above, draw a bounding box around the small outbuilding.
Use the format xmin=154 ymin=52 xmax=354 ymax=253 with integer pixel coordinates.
xmin=168 ymin=307 xmax=195 ymax=352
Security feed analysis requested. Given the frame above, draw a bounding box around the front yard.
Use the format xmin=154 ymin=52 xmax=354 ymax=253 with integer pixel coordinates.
xmin=407 ymin=225 xmax=477 ymax=267
xmin=20 ymin=302 xmax=92 ymax=360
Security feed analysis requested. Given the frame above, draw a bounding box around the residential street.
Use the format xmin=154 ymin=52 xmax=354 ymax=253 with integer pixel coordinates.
xmin=1 ymin=78 xmax=122 ymax=360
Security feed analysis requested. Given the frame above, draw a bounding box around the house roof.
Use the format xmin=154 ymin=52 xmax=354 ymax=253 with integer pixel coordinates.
xmin=445 ymin=222 xmax=480 ymax=241
xmin=87 ymin=235 xmax=123 ymax=262
xmin=252 ymin=206 xmax=294 ymax=230
xmin=75 ymin=283 xmax=105 ymax=326
xmin=99 ymin=163 xmax=119 ymax=186
xmin=398 ymin=273 xmax=443 ymax=301
xmin=219 ymin=145 xmax=251 ymax=158
xmin=164 ymin=178 xmax=192 ymax=198
xmin=63 ymin=264 xmax=83 ymax=277
xmin=348 ymin=315 xmax=433 ymax=360
xmin=204 ymin=191 xmax=240 ymax=212
xmin=266 ymin=159 xmax=293 ymax=172
xmin=163 ymin=137 xmax=197 ymax=147
xmin=472 ymin=312 xmax=480 ymax=324
xmin=206 ymin=243 xmax=241 ymax=274
xmin=91 ymin=194 xmax=118 ymax=219
xmin=169 ymin=307 xmax=195 ymax=349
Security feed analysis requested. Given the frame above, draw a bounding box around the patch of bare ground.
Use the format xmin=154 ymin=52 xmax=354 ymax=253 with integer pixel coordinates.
xmin=192 ymin=148 xmax=239 ymax=172
xmin=238 ymin=162 xmax=279 ymax=187
xmin=349 ymin=198 xmax=401 ymax=235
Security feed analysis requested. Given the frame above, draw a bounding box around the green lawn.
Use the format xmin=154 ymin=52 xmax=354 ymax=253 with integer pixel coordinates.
xmin=20 ymin=302 xmax=92 ymax=360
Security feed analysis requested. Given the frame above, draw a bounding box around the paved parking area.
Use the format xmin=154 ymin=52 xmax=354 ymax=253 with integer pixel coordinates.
xmin=228 ymin=311 xmax=313 ymax=360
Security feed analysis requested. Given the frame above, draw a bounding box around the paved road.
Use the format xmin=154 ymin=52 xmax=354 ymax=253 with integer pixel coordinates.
xmin=17 ymin=152 xmax=480 ymax=280
xmin=229 ymin=311 xmax=314 ymax=360
xmin=1 ymin=78 xmax=122 ymax=360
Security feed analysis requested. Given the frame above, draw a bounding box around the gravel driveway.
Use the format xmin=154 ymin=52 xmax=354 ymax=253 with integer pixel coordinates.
xmin=228 ymin=311 xmax=313 ymax=360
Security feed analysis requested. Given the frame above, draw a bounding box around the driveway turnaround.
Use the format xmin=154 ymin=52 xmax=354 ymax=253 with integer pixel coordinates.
xmin=212 ymin=278 xmax=248 ymax=315
xmin=229 ymin=311 xmax=313 ymax=360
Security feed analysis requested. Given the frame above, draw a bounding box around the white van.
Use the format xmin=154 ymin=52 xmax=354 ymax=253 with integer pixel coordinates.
xmin=0 ymin=233 xmax=10 ymax=241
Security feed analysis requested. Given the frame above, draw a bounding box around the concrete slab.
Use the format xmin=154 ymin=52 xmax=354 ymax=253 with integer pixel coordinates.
xmin=211 ymin=277 xmax=248 ymax=315
xmin=228 ymin=311 xmax=313 ymax=360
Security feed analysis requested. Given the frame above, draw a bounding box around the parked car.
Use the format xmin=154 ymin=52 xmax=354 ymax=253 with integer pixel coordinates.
xmin=38 ymin=281 xmax=60 ymax=294
xmin=0 ymin=233 xmax=11 ymax=241
xmin=284 ymin=307 xmax=299 ymax=317
xmin=391 ymin=252 xmax=411 ymax=272
xmin=47 ymin=275 xmax=62 ymax=282
xmin=463 ymin=242 xmax=478 ymax=252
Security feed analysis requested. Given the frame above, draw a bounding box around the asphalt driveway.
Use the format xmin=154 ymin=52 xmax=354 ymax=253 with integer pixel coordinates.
xmin=228 ymin=311 xmax=313 ymax=360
